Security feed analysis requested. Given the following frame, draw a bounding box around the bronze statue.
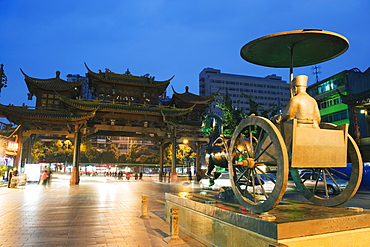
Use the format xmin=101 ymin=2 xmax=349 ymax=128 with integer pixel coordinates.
xmin=272 ymin=75 xmax=321 ymax=128
xmin=200 ymin=115 xmax=228 ymax=181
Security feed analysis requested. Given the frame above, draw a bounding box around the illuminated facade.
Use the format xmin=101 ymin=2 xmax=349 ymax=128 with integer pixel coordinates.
xmin=307 ymin=67 xmax=370 ymax=160
xmin=199 ymin=68 xmax=290 ymax=116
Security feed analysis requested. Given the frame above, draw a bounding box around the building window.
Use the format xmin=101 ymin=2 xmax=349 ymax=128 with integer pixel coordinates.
xmin=311 ymin=77 xmax=345 ymax=96
xmin=321 ymin=110 xmax=348 ymax=123
xmin=40 ymin=93 xmax=60 ymax=109
xmin=319 ymin=95 xmax=342 ymax=109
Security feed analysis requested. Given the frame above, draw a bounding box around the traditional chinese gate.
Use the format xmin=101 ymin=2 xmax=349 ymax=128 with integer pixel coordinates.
xmin=0 ymin=65 xmax=212 ymax=184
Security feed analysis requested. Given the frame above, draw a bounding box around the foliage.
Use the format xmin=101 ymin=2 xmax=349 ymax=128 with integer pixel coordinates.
xmin=215 ymin=93 xmax=284 ymax=136
xmin=260 ymin=102 xmax=281 ymax=119
xmin=164 ymin=143 xmax=195 ymax=165
xmin=216 ymin=92 xmax=246 ymax=137
xmin=126 ymin=143 xmax=159 ymax=164
xmin=25 ymin=136 xmax=184 ymax=165
xmin=99 ymin=144 xmax=120 ymax=163
xmin=31 ymin=141 xmax=47 ymax=163
xmin=0 ymin=165 xmax=8 ymax=177
xmin=80 ymin=141 xmax=101 ymax=163
xmin=43 ymin=140 xmax=74 ymax=163
xmin=242 ymin=94 xmax=260 ymax=116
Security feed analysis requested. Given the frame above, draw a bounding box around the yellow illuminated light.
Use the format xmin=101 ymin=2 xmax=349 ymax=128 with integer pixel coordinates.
xmin=178 ymin=192 xmax=189 ymax=198
xmin=183 ymin=139 xmax=189 ymax=144
xmin=360 ymin=109 xmax=366 ymax=114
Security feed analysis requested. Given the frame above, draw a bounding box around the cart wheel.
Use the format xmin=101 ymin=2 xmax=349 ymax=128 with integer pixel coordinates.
xmin=228 ymin=116 xmax=289 ymax=213
xmin=291 ymin=134 xmax=363 ymax=206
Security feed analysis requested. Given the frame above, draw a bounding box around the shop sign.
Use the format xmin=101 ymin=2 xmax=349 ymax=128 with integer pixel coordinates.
xmin=7 ymin=141 xmax=18 ymax=151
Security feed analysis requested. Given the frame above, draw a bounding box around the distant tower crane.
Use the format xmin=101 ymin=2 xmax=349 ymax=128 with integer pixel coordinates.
xmin=0 ymin=64 xmax=8 ymax=95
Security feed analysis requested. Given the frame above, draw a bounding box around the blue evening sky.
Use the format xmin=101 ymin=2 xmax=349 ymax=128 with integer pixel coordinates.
xmin=0 ymin=0 xmax=369 ymax=107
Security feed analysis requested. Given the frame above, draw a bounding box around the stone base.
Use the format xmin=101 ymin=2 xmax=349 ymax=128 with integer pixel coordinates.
xmin=163 ymin=236 xmax=186 ymax=245
xmin=165 ymin=192 xmax=370 ymax=247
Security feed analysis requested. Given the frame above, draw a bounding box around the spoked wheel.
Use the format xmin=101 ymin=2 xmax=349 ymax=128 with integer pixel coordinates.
xmin=291 ymin=133 xmax=363 ymax=206
xmin=228 ymin=116 xmax=289 ymax=213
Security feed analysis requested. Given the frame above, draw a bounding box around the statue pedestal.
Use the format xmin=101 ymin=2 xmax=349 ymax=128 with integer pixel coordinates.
xmin=165 ymin=192 xmax=370 ymax=247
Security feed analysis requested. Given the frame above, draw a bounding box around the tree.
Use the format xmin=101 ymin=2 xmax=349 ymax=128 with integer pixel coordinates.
xmin=216 ymin=92 xmax=246 ymax=137
xmin=80 ymin=140 xmax=101 ymax=163
xmin=164 ymin=143 xmax=195 ymax=165
xmin=99 ymin=144 xmax=119 ymax=163
xmin=0 ymin=165 xmax=8 ymax=178
xmin=43 ymin=140 xmax=73 ymax=164
xmin=31 ymin=141 xmax=47 ymax=163
xmin=177 ymin=144 xmax=195 ymax=165
xmin=25 ymin=136 xmax=161 ymax=165
xmin=125 ymin=143 xmax=159 ymax=164
xmin=260 ymin=102 xmax=281 ymax=119
xmin=243 ymin=94 xmax=260 ymax=116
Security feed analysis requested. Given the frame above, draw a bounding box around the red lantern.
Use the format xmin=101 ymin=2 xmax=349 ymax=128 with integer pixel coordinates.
xmin=355 ymin=130 xmax=361 ymax=138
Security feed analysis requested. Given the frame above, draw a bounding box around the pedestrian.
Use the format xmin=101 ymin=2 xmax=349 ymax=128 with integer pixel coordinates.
xmin=134 ymin=173 xmax=138 ymax=180
xmin=40 ymin=170 xmax=48 ymax=187
xmin=7 ymin=168 xmax=13 ymax=188
xmin=188 ymin=170 xmax=192 ymax=181
xmin=126 ymin=173 xmax=131 ymax=181
xmin=46 ymin=169 xmax=52 ymax=187
xmin=139 ymin=172 xmax=143 ymax=180
xmin=13 ymin=168 xmax=19 ymax=177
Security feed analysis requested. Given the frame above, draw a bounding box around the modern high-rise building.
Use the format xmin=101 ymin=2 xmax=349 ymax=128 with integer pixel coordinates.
xmin=66 ymin=74 xmax=95 ymax=100
xmin=199 ymin=68 xmax=290 ymax=116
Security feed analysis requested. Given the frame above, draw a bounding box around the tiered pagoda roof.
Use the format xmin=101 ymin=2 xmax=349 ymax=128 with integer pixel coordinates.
xmin=57 ymin=95 xmax=195 ymax=117
xmin=20 ymin=69 xmax=84 ymax=94
xmin=85 ymin=63 xmax=172 ymax=92
xmin=340 ymin=89 xmax=370 ymax=106
xmin=0 ymin=104 xmax=95 ymax=125
xmin=162 ymin=86 xmax=214 ymax=108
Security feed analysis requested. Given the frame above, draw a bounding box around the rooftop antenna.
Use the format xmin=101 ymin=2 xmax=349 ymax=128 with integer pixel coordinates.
xmin=311 ymin=64 xmax=321 ymax=83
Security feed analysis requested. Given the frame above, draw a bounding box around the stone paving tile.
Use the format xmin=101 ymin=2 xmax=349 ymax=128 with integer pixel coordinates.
xmin=0 ymin=176 xmax=205 ymax=247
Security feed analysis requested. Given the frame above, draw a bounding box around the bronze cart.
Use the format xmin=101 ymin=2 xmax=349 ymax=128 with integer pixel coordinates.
xmin=227 ymin=116 xmax=362 ymax=213
xmin=226 ymin=30 xmax=363 ymax=213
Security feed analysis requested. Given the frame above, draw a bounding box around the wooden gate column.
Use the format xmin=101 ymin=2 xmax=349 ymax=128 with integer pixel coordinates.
xmin=26 ymin=136 xmax=32 ymax=165
xmin=170 ymin=134 xmax=178 ymax=183
xmin=14 ymin=126 xmax=23 ymax=171
xmin=70 ymin=124 xmax=82 ymax=185
xmin=159 ymin=141 xmax=164 ymax=182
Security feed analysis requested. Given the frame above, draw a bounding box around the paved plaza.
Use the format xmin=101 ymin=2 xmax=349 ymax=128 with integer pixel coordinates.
xmin=0 ymin=175 xmax=205 ymax=247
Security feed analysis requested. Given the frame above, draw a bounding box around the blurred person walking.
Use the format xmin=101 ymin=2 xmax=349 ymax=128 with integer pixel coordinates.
xmin=40 ymin=170 xmax=49 ymax=187
xmin=7 ymin=168 xmax=13 ymax=188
